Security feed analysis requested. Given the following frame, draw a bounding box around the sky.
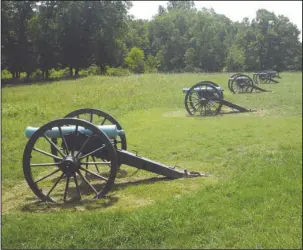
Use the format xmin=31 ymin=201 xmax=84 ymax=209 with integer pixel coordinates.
xmin=129 ymin=1 xmax=302 ymax=41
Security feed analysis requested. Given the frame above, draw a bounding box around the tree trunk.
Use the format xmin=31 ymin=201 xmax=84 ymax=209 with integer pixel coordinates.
xmin=75 ymin=68 xmax=79 ymax=76
xmin=45 ymin=69 xmax=49 ymax=78
xmin=69 ymin=66 xmax=73 ymax=77
xmin=100 ymin=64 xmax=106 ymax=73
xmin=42 ymin=69 xmax=45 ymax=78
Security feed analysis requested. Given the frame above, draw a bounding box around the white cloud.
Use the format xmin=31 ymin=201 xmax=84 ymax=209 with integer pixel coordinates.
xmin=129 ymin=1 xmax=302 ymax=41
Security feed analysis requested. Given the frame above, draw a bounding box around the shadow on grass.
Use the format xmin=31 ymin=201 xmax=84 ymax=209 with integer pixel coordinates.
xmin=21 ymin=195 xmax=119 ymax=212
xmin=232 ymin=90 xmax=271 ymax=93
xmin=185 ymin=109 xmax=256 ymax=117
xmin=218 ymin=110 xmax=256 ymax=115
xmin=20 ymin=176 xmax=170 ymax=212
xmin=112 ymin=176 xmax=171 ymax=191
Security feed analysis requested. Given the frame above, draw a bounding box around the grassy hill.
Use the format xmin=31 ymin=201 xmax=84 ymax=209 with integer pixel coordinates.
xmin=1 ymin=72 xmax=302 ymax=249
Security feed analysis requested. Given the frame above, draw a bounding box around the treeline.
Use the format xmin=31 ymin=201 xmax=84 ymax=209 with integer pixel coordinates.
xmin=1 ymin=1 xmax=302 ymax=82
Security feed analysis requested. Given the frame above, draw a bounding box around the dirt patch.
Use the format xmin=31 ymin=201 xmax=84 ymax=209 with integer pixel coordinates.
xmin=253 ymin=109 xmax=267 ymax=116
xmin=2 ymin=171 xmax=214 ymax=214
xmin=2 ymin=181 xmax=37 ymax=214
xmin=162 ymin=108 xmax=268 ymax=118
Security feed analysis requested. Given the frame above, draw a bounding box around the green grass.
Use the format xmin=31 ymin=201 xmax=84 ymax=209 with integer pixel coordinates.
xmin=1 ymin=72 xmax=302 ymax=249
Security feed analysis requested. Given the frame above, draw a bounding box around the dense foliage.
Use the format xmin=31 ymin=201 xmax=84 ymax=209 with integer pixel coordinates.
xmin=1 ymin=1 xmax=302 ymax=81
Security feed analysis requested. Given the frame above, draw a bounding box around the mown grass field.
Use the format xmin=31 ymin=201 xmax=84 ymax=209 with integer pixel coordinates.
xmin=1 ymin=72 xmax=302 ymax=249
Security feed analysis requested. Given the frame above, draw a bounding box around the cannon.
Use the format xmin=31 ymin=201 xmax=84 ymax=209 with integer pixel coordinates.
xmin=253 ymin=70 xmax=281 ymax=84
xmin=228 ymin=74 xmax=270 ymax=93
xmin=183 ymin=81 xmax=251 ymax=116
xmin=23 ymin=108 xmax=203 ymax=203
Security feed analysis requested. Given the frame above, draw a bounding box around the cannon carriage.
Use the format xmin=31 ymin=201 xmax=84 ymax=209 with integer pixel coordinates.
xmin=23 ymin=108 xmax=203 ymax=203
xmin=253 ymin=70 xmax=281 ymax=84
xmin=228 ymin=74 xmax=270 ymax=93
xmin=183 ymin=81 xmax=251 ymax=116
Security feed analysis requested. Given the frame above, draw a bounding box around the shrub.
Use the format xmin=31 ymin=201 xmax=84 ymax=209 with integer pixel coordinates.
xmin=105 ymin=66 xmax=131 ymax=76
xmin=184 ymin=66 xmax=201 ymax=73
xmin=87 ymin=64 xmax=101 ymax=75
xmin=20 ymin=72 xmax=26 ymax=79
xmin=49 ymin=67 xmax=70 ymax=79
xmin=145 ymin=55 xmax=160 ymax=73
xmin=79 ymin=69 xmax=89 ymax=77
xmin=31 ymin=68 xmax=43 ymax=78
xmin=1 ymin=69 xmax=12 ymax=80
xmin=145 ymin=67 xmax=158 ymax=73
xmin=124 ymin=47 xmax=145 ymax=73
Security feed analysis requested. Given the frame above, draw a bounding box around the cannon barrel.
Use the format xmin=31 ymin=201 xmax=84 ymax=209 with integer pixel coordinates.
xmin=229 ymin=76 xmax=250 ymax=80
xmin=253 ymin=71 xmax=278 ymax=77
xmin=182 ymin=86 xmax=223 ymax=94
xmin=25 ymin=125 xmax=125 ymax=139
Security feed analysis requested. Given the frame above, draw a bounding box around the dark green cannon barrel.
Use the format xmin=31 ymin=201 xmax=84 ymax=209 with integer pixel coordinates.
xmin=25 ymin=125 xmax=124 ymax=139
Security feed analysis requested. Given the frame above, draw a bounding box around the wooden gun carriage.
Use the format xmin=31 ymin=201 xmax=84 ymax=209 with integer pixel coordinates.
xmin=23 ymin=108 xmax=203 ymax=203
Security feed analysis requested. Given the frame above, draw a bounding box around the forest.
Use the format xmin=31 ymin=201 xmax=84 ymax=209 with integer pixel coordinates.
xmin=1 ymin=1 xmax=302 ymax=82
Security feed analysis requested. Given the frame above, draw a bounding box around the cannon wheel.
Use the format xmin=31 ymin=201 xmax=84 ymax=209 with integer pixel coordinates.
xmin=230 ymin=74 xmax=254 ymax=94
xmin=184 ymin=81 xmax=223 ymax=116
xmin=23 ymin=118 xmax=118 ymax=202
xmin=253 ymin=73 xmax=258 ymax=85
xmin=64 ymin=108 xmax=127 ymax=151
xmin=259 ymin=73 xmax=267 ymax=84
xmin=228 ymin=73 xmax=241 ymax=93
xmin=257 ymin=72 xmax=267 ymax=84
xmin=208 ymin=81 xmax=224 ymax=99
xmin=254 ymin=73 xmax=262 ymax=84
xmin=263 ymin=70 xmax=271 ymax=84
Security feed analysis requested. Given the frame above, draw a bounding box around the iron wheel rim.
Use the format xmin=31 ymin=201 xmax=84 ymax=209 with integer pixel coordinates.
xmin=184 ymin=81 xmax=223 ymax=116
xmin=228 ymin=73 xmax=241 ymax=93
xmin=23 ymin=118 xmax=118 ymax=203
xmin=231 ymin=74 xmax=254 ymax=93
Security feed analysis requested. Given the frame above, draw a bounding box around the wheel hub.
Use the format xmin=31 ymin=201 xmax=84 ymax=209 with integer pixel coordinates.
xmin=58 ymin=155 xmax=80 ymax=175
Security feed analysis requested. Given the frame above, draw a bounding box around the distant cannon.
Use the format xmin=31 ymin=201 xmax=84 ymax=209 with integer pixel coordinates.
xmin=228 ymin=74 xmax=270 ymax=93
xmin=23 ymin=108 xmax=204 ymax=203
xmin=183 ymin=81 xmax=251 ymax=116
xmin=253 ymin=70 xmax=281 ymax=84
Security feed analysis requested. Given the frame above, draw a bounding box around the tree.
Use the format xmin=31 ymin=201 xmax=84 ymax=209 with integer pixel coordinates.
xmin=124 ymin=47 xmax=145 ymax=73
xmin=187 ymin=9 xmax=227 ymax=72
xmin=91 ymin=1 xmax=132 ymax=71
xmin=56 ymin=1 xmax=89 ymax=76
xmin=1 ymin=1 xmax=36 ymax=79
xmin=1 ymin=1 xmax=302 ymax=83
xmin=157 ymin=5 xmax=166 ymax=16
xmin=226 ymin=44 xmax=245 ymax=72
xmin=167 ymin=1 xmax=195 ymax=10
xmin=28 ymin=1 xmax=59 ymax=78
xmin=125 ymin=19 xmax=150 ymax=54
